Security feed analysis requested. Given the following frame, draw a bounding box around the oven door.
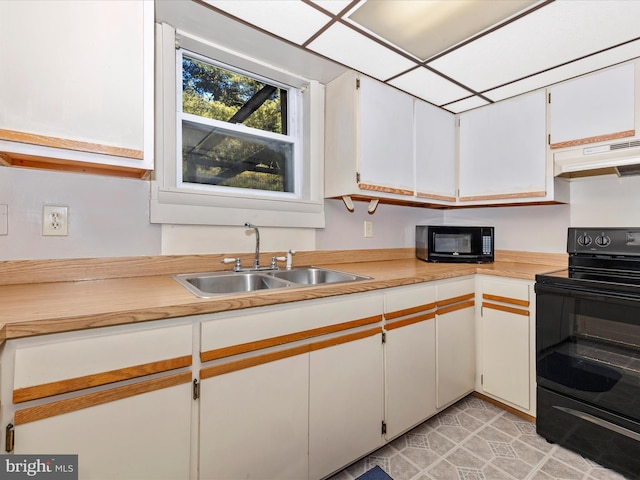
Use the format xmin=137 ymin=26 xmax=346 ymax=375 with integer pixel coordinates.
xmin=535 ymin=280 xmax=640 ymax=421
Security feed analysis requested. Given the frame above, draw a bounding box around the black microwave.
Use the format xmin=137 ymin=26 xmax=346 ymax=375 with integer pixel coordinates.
xmin=416 ymin=225 xmax=494 ymax=263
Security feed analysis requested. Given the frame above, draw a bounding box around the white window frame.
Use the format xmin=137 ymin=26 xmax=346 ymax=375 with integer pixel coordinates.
xmin=151 ymin=23 xmax=325 ymax=228
xmin=177 ymin=49 xmax=302 ymax=199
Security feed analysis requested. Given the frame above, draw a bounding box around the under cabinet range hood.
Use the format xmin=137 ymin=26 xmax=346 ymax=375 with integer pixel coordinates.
xmin=554 ymin=139 xmax=640 ymax=178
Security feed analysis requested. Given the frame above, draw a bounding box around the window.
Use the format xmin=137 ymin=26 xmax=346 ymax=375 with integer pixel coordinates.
xmin=151 ymin=24 xmax=325 ymax=228
xmin=179 ymin=52 xmax=298 ymax=194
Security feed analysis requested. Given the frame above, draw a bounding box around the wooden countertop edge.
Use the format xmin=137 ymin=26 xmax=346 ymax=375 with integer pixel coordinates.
xmin=0 ymin=257 xmax=565 ymax=342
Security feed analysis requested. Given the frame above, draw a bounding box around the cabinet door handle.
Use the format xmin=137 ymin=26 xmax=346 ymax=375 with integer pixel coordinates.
xmin=193 ymin=379 xmax=200 ymax=400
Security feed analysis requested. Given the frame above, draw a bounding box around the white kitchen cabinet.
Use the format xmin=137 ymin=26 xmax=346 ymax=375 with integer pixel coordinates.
xmin=415 ymin=100 xmax=457 ymax=202
xmin=383 ymin=284 xmax=437 ymax=439
xmin=13 ymin=380 xmax=192 ymax=480
xmin=199 ymin=353 xmax=309 ymax=480
xmin=4 ymin=323 xmax=194 ymax=479
xmin=0 ymin=0 xmax=153 ymax=176
xmin=548 ymin=62 xmax=635 ymax=149
xmin=199 ymin=292 xmax=385 ymax=480
xmin=436 ymin=278 xmax=476 ymax=409
xmin=325 ymin=70 xmax=415 ymax=202
xmin=478 ymin=276 xmax=534 ymax=413
xmin=458 ymin=90 xmax=548 ymax=203
xmin=309 ymin=330 xmax=384 ymax=480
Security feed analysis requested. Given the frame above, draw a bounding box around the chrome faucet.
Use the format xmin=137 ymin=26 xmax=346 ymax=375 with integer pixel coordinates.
xmin=245 ymin=222 xmax=260 ymax=269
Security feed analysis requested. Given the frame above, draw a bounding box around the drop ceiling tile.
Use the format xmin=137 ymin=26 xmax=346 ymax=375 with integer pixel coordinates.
xmin=308 ymin=0 xmax=354 ymax=15
xmin=388 ymin=67 xmax=472 ymax=106
xmin=306 ymin=22 xmax=417 ymax=81
xmin=484 ymin=39 xmax=640 ymax=102
xmin=442 ymin=96 xmax=490 ymax=114
xmin=429 ymin=1 xmax=640 ymax=92
xmin=201 ymin=0 xmax=331 ymax=45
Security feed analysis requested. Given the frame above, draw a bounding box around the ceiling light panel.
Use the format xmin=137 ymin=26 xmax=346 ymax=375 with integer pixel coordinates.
xmin=307 ymin=22 xmax=416 ymax=81
xmin=202 ymin=0 xmax=331 ymax=45
xmin=429 ymin=1 xmax=640 ymax=93
xmin=347 ymin=0 xmax=538 ymax=61
xmin=388 ymin=67 xmax=473 ymax=106
xmin=484 ymin=39 xmax=640 ymax=102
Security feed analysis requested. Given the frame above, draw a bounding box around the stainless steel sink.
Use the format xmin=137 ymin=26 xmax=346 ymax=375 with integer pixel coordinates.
xmin=173 ymin=267 xmax=371 ymax=298
xmin=266 ymin=267 xmax=371 ymax=285
xmin=173 ymin=271 xmax=293 ymax=298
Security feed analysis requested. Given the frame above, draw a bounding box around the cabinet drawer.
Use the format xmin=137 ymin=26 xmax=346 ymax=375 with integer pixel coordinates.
xmin=481 ymin=277 xmax=530 ymax=304
xmin=200 ymin=293 xmax=383 ymax=358
xmin=384 ymin=283 xmax=436 ymax=317
xmin=437 ymin=277 xmax=475 ymax=302
xmin=13 ymin=324 xmax=192 ymax=402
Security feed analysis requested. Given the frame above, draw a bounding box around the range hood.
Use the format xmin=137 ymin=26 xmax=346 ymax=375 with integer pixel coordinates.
xmin=554 ymin=139 xmax=640 ymax=178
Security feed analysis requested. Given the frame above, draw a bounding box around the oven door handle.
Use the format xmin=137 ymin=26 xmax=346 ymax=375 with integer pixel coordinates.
xmin=553 ymin=406 xmax=640 ymax=442
xmin=535 ymin=282 xmax=640 ymax=304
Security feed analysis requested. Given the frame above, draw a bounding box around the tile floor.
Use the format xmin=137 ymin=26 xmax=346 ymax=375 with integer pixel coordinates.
xmin=329 ymin=395 xmax=631 ymax=480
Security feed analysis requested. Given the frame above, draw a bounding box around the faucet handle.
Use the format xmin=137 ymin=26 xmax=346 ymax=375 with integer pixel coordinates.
xmin=272 ymin=256 xmax=286 ymax=269
xmin=221 ymin=257 xmax=242 ymax=271
xmin=286 ymin=250 xmax=296 ymax=270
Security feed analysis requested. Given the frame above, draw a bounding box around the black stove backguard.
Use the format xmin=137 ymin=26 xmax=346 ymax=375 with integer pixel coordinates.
xmin=535 ymin=228 xmax=640 ymax=480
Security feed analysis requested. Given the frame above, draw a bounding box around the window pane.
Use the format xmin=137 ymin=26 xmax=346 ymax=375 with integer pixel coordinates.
xmin=182 ymin=56 xmax=288 ymax=135
xmin=182 ymin=120 xmax=294 ymax=192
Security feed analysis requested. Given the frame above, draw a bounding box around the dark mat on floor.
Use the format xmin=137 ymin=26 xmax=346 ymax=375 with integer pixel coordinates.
xmin=356 ymin=465 xmax=393 ymax=480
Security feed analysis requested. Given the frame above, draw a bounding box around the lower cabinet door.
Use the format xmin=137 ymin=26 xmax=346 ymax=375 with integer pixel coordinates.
xmin=385 ymin=319 xmax=436 ymax=439
xmin=482 ymin=307 xmax=530 ymax=410
xmin=437 ymin=306 xmax=475 ymax=408
xmin=14 ymin=380 xmax=192 ymax=480
xmin=199 ymin=352 xmax=310 ymax=480
xmin=309 ymin=332 xmax=384 ymax=480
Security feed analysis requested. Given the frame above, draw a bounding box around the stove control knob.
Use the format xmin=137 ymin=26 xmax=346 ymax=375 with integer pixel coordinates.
xmin=577 ymin=234 xmax=592 ymax=246
xmin=595 ymin=235 xmax=611 ymax=247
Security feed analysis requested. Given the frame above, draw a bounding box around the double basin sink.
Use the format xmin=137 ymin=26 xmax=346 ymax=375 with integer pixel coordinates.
xmin=173 ymin=267 xmax=371 ymax=298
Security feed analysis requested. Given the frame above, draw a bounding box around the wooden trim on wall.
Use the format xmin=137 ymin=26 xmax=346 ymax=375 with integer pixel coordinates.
xmin=0 ymin=128 xmax=144 ymax=160
xmin=200 ymin=327 xmax=382 ymax=379
xmin=14 ymin=371 xmax=192 ymax=425
xmin=482 ymin=293 xmax=529 ymax=308
xmin=200 ymin=315 xmax=382 ymax=363
xmin=358 ymin=183 xmax=414 ymax=196
xmin=550 ymin=129 xmax=635 ymax=150
xmin=482 ymin=302 xmax=529 ymax=317
xmin=13 ymin=355 xmax=193 ymax=404
xmin=385 ymin=302 xmax=437 ymax=320
xmin=0 ymin=248 xmax=415 ymax=286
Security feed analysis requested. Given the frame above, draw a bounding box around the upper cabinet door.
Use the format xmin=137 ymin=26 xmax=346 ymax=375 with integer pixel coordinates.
xmin=458 ymin=90 xmax=547 ymax=202
xmin=358 ymin=76 xmax=415 ymax=194
xmin=414 ymin=100 xmax=457 ymax=202
xmin=549 ymin=63 xmax=635 ymax=149
xmin=0 ymin=0 xmax=153 ymax=175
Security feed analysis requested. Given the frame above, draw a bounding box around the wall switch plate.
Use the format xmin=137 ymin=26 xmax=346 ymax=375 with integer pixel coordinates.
xmin=42 ymin=205 xmax=68 ymax=236
xmin=364 ymin=220 xmax=373 ymax=238
xmin=0 ymin=204 xmax=7 ymax=235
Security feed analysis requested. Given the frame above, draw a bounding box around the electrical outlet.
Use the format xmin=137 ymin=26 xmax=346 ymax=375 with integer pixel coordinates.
xmin=364 ymin=220 xmax=373 ymax=238
xmin=42 ymin=205 xmax=68 ymax=236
